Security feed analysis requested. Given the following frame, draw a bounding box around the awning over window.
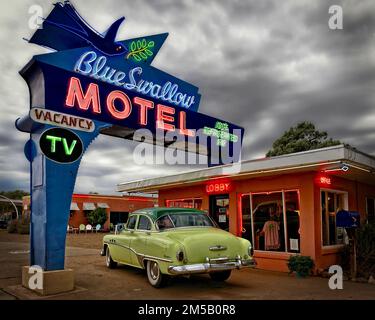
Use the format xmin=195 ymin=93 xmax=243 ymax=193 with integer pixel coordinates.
xmin=70 ymin=202 xmax=79 ymax=211
xmin=97 ymin=203 xmax=110 ymax=209
xmin=83 ymin=202 xmax=96 ymax=211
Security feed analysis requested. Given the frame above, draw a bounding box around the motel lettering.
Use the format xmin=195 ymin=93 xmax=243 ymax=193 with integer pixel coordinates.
xmin=65 ymin=77 xmax=195 ymax=137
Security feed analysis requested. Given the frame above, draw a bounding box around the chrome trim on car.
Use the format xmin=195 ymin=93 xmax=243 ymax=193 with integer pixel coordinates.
xmin=168 ymin=258 xmax=256 ymax=275
xmin=209 ymin=245 xmax=227 ymax=251
xmin=137 ymin=253 xmax=173 ymax=263
xmin=102 ymin=241 xmax=173 ymax=264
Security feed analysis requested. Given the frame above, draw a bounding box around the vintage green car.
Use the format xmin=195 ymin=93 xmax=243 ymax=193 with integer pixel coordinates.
xmin=101 ymin=207 xmax=256 ymax=287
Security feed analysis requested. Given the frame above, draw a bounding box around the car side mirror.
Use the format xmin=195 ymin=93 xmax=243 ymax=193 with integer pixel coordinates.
xmin=115 ymin=223 xmax=125 ymax=234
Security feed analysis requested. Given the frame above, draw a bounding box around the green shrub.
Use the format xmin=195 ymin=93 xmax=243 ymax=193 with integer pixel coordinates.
xmin=86 ymin=207 xmax=107 ymax=226
xmin=355 ymin=223 xmax=375 ymax=277
xmin=288 ymin=255 xmax=315 ymax=277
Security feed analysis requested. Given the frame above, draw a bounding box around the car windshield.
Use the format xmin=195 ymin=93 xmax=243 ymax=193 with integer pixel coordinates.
xmin=156 ymin=213 xmax=215 ymax=230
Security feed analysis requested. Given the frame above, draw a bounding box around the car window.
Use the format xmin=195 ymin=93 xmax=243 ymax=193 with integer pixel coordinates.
xmin=156 ymin=215 xmax=174 ymax=231
xmin=170 ymin=214 xmax=214 ymax=227
xmin=137 ymin=215 xmax=151 ymax=231
xmin=156 ymin=213 xmax=215 ymax=230
xmin=127 ymin=215 xmax=137 ymax=230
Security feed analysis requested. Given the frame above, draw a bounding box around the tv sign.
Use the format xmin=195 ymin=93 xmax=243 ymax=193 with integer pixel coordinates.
xmin=39 ymin=128 xmax=83 ymax=164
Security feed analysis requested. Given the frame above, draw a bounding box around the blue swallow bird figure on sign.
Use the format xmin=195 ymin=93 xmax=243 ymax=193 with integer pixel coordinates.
xmin=29 ymin=1 xmax=127 ymax=56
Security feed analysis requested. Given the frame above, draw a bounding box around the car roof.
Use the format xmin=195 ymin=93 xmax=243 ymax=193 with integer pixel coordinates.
xmin=131 ymin=207 xmax=206 ymax=220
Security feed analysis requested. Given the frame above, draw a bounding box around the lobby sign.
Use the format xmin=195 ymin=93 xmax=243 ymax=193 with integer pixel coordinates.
xmin=15 ymin=1 xmax=244 ymax=271
xmin=205 ymin=179 xmax=233 ymax=194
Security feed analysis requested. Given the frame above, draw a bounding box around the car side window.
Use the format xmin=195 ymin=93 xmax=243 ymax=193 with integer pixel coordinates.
xmin=156 ymin=215 xmax=174 ymax=230
xmin=127 ymin=215 xmax=137 ymax=230
xmin=137 ymin=215 xmax=151 ymax=231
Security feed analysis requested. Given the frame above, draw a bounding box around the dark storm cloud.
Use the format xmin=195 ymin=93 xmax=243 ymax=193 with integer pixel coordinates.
xmin=0 ymin=0 xmax=374 ymax=193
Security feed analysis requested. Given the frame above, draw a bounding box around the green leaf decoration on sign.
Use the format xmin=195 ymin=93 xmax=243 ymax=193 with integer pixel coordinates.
xmin=127 ymin=38 xmax=155 ymax=62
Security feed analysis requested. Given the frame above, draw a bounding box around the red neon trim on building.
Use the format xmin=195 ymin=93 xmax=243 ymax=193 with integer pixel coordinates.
xmin=72 ymin=194 xmax=155 ymax=202
xmin=237 ymin=194 xmax=243 ymax=237
xmin=106 ymin=90 xmax=132 ymax=120
xmin=65 ymin=77 xmax=101 ymax=114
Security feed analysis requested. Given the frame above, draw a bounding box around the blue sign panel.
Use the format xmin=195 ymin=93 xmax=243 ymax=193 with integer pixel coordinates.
xmin=16 ymin=1 xmax=244 ymax=271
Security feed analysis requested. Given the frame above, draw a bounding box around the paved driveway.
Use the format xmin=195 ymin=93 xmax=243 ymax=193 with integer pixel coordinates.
xmin=0 ymin=239 xmax=374 ymax=300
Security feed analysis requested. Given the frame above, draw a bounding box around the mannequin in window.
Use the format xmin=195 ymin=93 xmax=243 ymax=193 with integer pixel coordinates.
xmin=260 ymin=209 xmax=281 ymax=251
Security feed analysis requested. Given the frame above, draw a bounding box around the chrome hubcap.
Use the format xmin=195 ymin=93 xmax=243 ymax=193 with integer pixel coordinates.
xmin=150 ymin=262 xmax=159 ymax=280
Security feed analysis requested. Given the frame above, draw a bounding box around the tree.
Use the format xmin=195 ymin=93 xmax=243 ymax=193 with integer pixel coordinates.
xmin=266 ymin=121 xmax=342 ymax=157
xmin=0 ymin=190 xmax=29 ymax=216
xmin=86 ymin=207 xmax=107 ymax=226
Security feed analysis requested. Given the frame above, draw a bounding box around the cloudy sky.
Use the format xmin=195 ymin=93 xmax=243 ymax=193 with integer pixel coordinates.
xmin=0 ymin=0 xmax=374 ymax=194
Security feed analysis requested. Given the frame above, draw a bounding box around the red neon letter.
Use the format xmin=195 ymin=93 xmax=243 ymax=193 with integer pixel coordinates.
xmin=134 ymin=97 xmax=154 ymax=125
xmin=106 ymin=91 xmax=132 ymax=120
xmin=156 ymin=104 xmax=175 ymax=132
xmin=179 ymin=111 xmax=195 ymax=137
xmin=65 ymin=77 xmax=101 ymax=113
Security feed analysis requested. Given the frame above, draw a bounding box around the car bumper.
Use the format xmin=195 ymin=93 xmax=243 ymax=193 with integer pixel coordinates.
xmin=168 ymin=258 xmax=256 ymax=275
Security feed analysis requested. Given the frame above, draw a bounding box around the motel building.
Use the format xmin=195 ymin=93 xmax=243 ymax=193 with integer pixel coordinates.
xmin=23 ymin=193 xmax=156 ymax=231
xmin=117 ymin=145 xmax=375 ymax=273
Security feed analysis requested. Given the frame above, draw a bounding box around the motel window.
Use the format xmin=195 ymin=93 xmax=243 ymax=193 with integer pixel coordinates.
xmin=166 ymin=198 xmax=203 ymax=210
xmin=241 ymin=190 xmax=300 ymax=253
xmin=321 ymin=190 xmax=347 ymax=246
xmin=366 ymin=197 xmax=375 ymax=224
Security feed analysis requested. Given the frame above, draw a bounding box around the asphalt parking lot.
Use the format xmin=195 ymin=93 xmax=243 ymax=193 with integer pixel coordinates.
xmin=0 ymin=231 xmax=374 ymax=300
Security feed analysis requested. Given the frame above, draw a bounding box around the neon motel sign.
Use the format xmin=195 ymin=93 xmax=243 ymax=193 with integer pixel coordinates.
xmin=15 ymin=1 xmax=245 ymax=272
xmin=64 ymin=76 xmax=195 ymax=137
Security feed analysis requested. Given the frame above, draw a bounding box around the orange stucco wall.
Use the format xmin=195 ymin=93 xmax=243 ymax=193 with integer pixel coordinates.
xmin=158 ymin=171 xmax=375 ymax=273
xmin=23 ymin=194 xmax=156 ymax=230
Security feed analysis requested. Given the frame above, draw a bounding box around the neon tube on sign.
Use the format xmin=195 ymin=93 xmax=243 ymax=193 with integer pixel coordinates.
xmin=74 ymin=51 xmax=196 ymax=110
xmin=65 ymin=77 xmax=195 ymax=137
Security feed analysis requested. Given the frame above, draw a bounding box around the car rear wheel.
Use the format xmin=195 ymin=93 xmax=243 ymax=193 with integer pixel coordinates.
xmin=106 ymin=246 xmax=117 ymax=269
xmin=146 ymin=260 xmax=168 ymax=288
xmin=209 ymin=270 xmax=232 ymax=281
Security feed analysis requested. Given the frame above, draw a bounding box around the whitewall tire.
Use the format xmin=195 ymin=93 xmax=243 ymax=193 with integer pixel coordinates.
xmin=106 ymin=246 xmax=117 ymax=269
xmin=146 ymin=260 xmax=168 ymax=288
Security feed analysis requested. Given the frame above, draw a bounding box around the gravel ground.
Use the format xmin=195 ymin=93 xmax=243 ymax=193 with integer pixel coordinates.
xmin=0 ymin=230 xmax=374 ymax=300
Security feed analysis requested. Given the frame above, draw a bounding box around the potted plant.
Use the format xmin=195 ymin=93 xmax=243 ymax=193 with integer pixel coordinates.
xmin=288 ymin=255 xmax=314 ymax=278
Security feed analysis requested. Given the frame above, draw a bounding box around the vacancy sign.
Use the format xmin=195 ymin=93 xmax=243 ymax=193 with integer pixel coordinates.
xmin=30 ymin=108 xmax=95 ymax=132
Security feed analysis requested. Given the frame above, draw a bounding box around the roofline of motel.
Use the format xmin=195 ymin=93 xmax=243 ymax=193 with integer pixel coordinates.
xmin=116 ymin=144 xmax=375 ymax=193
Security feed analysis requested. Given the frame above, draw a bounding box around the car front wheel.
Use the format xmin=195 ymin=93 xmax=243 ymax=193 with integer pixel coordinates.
xmin=209 ymin=270 xmax=232 ymax=281
xmin=146 ymin=260 xmax=168 ymax=288
xmin=106 ymin=246 xmax=117 ymax=269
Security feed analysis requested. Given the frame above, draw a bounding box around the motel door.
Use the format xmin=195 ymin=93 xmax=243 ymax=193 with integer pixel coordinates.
xmin=209 ymin=194 xmax=230 ymax=231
